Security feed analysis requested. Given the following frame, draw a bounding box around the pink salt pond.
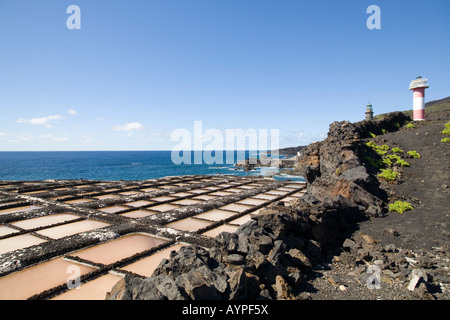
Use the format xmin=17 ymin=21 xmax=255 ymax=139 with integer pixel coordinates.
xmin=70 ymin=234 xmax=168 ymax=265
xmin=209 ymin=191 xmax=233 ymax=196
xmin=289 ymin=192 xmax=306 ymax=198
xmin=194 ymin=209 xmax=236 ymax=222
xmin=119 ymin=243 xmax=185 ymax=277
xmin=10 ymin=213 xmax=81 ymax=230
xmin=276 ymin=187 xmax=296 ymax=192
xmin=204 ymin=186 xmax=220 ymax=191
xmin=187 ymin=189 xmax=209 ymax=194
xmin=75 ymin=184 xmax=92 ymax=189
xmin=220 ymin=203 xmax=253 ymax=213
xmin=280 ymin=196 xmax=298 ymax=203
xmin=202 ymin=224 xmax=238 ymax=238
xmin=166 ymin=218 xmax=213 ymax=232
xmin=151 ymin=196 xmax=176 ymax=202
xmin=0 ymin=257 xmax=95 ymax=300
xmin=172 ymin=199 xmax=202 ymax=206
xmin=193 ymin=195 xmax=217 ymax=201
xmin=0 ymin=205 xmax=43 ymax=215
xmin=0 ymin=234 xmax=47 ymax=255
xmin=22 ymin=190 xmax=48 ymax=195
xmin=0 ymin=225 xmax=20 ymax=237
xmin=171 ymin=192 xmax=193 ymax=198
xmin=151 ymin=203 xmax=180 ymax=212
xmin=35 ymin=219 xmax=111 ymax=240
xmin=265 ymin=190 xmax=289 ymax=196
xmin=229 ymin=214 xmax=253 ymax=226
xmin=126 ymin=200 xmax=154 ymax=208
xmin=97 ymin=205 xmax=128 ymax=214
xmin=120 ymin=210 xmax=157 ymax=219
xmin=51 ymin=273 xmax=123 ymax=300
xmin=222 ymin=188 xmax=242 ymax=193
xmin=284 ymin=184 xmax=306 ymax=189
xmin=237 ymin=185 xmax=255 ymax=190
xmin=94 ymin=194 xmax=120 ymax=200
xmin=140 ymin=187 xmax=160 ymax=192
xmin=253 ymin=194 xmax=278 ymax=201
xmin=237 ymin=198 xmax=268 ymax=206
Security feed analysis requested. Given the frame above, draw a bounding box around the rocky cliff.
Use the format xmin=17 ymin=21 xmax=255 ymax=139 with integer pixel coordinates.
xmin=106 ymin=112 xmax=414 ymax=300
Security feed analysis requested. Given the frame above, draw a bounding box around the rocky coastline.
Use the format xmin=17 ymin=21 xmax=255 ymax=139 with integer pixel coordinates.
xmin=107 ymin=111 xmax=449 ymax=300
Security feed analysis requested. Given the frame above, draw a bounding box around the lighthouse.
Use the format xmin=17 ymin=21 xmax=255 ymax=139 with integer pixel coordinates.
xmin=365 ymin=102 xmax=374 ymax=121
xmin=409 ymin=76 xmax=429 ymax=121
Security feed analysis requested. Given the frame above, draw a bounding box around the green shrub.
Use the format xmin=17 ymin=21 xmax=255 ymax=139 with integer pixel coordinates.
xmin=381 ymin=128 xmax=387 ymax=134
xmin=382 ymin=158 xmax=393 ymax=167
xmin=406 ymin=123 xmax=415 ymax=129
xmin=407 ymin=150 xmax=420 ymax=158
xmin=366 ymin=141 xmax=376 ymax=148
xmin=388 ymin=201 xmax=414 ymax=214
xmin=378 ymin=169 xmax=398 ymax=181
xmin=441 ymin=128 xmax=450 ymax=135
xmin=387 ymin=154 xmax=401 ymax=162
xmin=396 ymin=159 xmax=410 ymax=167
xmin=442 ymin=137 xmax=450 ymax=143
xmin=394 ymin=122 xmax=400 ymax=128
xmin=445 ymin=121 xmax=450 ymax=129
xmin=391 ymin=147 xmax=404 ymax=153
xmin=369 ymin=132 xmax=376 ymax=138
xmin=365 ymin=142 xmax=390 ymax=156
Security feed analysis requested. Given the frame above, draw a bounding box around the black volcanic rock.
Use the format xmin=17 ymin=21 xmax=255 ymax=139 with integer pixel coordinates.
xmin=107 ymin=112 xmax=425 ymax=301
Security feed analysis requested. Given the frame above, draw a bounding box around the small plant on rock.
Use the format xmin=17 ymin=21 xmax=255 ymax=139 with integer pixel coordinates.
xmin=387 ymin=154 xmax=401 ymax=162
xmin=396 ymin=159 xmax=410 ymax=167
xmin=440 ymin=121 xmax=450 ymax=142
xmin=392 ymin=147 xmax=404 ymax=153
xmin=378 ymin=168 xmax=398 ymax=181
xmin=382 ymin=158 xmax=393 ymax=167
xmin=366 ymin=141 xmax=377 ymax=148
xmin=406 ymin=123 xmax=415 ymax=129
xmin=388 ymin=201 xmax=414 ymax=214
xmin=441 ymin=128 xmax=450 ymax=135
xmin=407 ymin=150 xmax=420 ymax=158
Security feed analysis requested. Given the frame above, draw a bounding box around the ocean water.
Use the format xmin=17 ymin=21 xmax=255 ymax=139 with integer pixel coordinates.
xmin=0 ymin=151 xmax=305 ymax=182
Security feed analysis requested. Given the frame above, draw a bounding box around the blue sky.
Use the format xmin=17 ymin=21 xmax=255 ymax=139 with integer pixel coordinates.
xmin=0 ymin=0 xmax=449 ymax=151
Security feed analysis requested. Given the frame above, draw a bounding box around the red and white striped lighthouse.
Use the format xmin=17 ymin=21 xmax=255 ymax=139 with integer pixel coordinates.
xmin=409 ymin=76 xmax=429 ymax=121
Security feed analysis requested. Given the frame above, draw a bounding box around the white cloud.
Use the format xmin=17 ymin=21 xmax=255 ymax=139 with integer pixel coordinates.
xmin=16 ymin=133 xmax=35 ymax=141
xmin=112 ymin=122 xmax=144 ymax=131
xmin=40 ymin=134 xmax=68 ymax=142
xmin=68 ymin=109 xmax=77 ymax=115
xmin=0 ymin=132 xmax=6 ymax=136
xmin=17 ymin=115 xmax=63 ymax=127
